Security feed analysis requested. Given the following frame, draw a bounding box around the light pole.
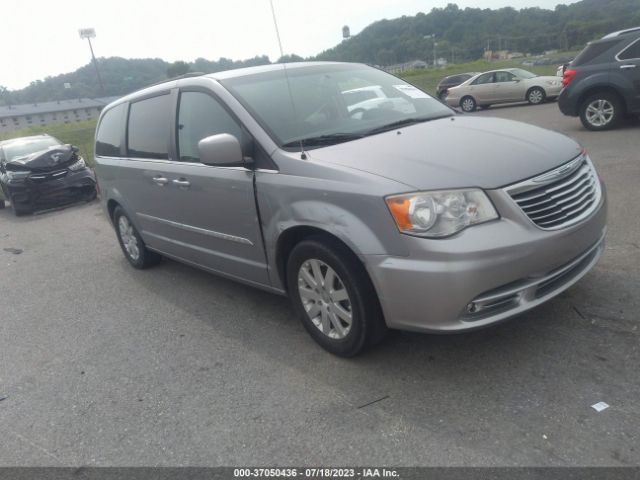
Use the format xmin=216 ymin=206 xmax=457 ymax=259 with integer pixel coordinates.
xmin=79 ymin=28 xmax=105 ymax=95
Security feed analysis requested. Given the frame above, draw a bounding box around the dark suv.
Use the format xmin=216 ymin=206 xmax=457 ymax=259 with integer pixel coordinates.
xmin=559 ymin=27 xmax=640 ymax=130
xmin=436 ymin=72 xmax=479 ymax=100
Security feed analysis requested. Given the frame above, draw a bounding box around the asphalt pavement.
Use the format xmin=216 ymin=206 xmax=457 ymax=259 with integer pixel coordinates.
xmin=0 ymin=102 xmax=638 ymax=466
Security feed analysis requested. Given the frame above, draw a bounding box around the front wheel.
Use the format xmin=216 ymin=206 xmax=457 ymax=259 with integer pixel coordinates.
xmin=579 ymin=93 xmax=622 ymax=131
xmin=460 ymin=96 xmax=477 ymax=112
xmin=113 ymin=206 xmax=161 ymax=269
xmin=286 ymin=237 xmax=386 ymax=357
xmin=527 ymin=87 xmax=546 ymax=105
xmin=9 ymin=196 xmax=31 ymax=216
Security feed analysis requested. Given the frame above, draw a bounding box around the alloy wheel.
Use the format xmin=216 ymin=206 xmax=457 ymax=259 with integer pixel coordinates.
xmin=529 ymin=89 xmax=544 ymax=104
xmin=585 ymin=99 xmax=615 ymax=128
xmin=461 ymin=98 xmax=475 ymax=112
xmin=118 ymin=216 xmax=140 ymax=261
xmin=297 ymin=259 xmax=353 ymax=340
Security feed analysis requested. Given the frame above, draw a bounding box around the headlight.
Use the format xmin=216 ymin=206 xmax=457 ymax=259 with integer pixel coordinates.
xmin=385 ymin=189 xmax=499 ymax=238
xmin=4 ymin=169 xmax=29 ymax=182
xmin=68 ymin=157 xmax=86 ymax=171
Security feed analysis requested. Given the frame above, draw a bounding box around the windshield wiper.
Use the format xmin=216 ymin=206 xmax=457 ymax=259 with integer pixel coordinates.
xmin=282 ymin=133 xmax=365 ymax=148
xmin=364 ymin=115 xmax=452 ymax=136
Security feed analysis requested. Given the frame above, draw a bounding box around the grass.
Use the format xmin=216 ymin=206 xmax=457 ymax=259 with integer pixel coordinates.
xmin=0 ymin=119 xmax=98 ymax=166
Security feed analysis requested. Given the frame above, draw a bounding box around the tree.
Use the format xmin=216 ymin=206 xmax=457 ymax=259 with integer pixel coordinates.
xmin=166 ymin=61 xmax=191 ymax=78
xmin=277 ymin=54 xmax=304 ymax=63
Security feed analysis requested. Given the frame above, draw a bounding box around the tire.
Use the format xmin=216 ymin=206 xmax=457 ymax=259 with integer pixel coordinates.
xmin=460 ymin=96 xmax=477 ymax=112
xmin=579 ymin=92 xmax=623 ymax=131
xmin=84 ymin=186 xmax=98 ymax=202
xmin=113 ymin=206 xmax=161 ymax=269
xmin=527 ymin=87 xmax=546 ymax=105
xmin=9 ymin=196 xmax=31 ymax=216
xmin=286 ymin=236 xmax=387 ymax=357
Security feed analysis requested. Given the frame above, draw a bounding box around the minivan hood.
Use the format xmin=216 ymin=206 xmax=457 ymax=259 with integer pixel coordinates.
xmin=307 ymin=116 xmax=582 ymax=190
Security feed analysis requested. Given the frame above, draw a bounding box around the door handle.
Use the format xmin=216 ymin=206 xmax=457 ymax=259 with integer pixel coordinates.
xmin=620 ymin=64 xmax=637 ymax=69
xmin=152 ymin=176 xmax=168 ymax=186
xmin=172 ymin=178 xmax=191 ymax=188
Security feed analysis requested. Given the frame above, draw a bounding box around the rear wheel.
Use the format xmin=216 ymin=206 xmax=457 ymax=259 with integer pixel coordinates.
xmin=113 ymin=206 xmax=161 ymax=269
xmin=579 ymin=93 xmax=623 ymax=131
xmin=286 ymin=236 xmax=386 ymax=357
xmin=527 ymin=87 xmax=546 ymax=105
xmin=460 ymin=96 xmax=477 ymax=112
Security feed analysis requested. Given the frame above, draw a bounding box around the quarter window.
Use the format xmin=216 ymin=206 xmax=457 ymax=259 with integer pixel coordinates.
xmin=127 ymin=95 xmax=171 ymax=159
xmin=177 ymin=91 xmax=245 ymax=162
xmin=96 ymin=103 xmax=126 ymax=157
xmin=618 ymin=39 xmax=640 ymax=60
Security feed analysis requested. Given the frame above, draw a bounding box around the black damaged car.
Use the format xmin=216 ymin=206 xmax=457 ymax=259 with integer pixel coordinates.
xmin=0 ymin=134 xmax=97 ymax=216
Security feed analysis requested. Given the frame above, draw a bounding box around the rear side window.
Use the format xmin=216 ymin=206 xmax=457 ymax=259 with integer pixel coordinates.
xmin=96 ymin=103 xmax=126 ymax=157
xmin=618 ymin=39 xmax=640 ymax=60
xmin=572 ymin=39 xmax=620 ymax=66
xmin=177 ymin=91 xmax=245 ymax=162
xmin=127 ymin=95 xmax=171 ymax=159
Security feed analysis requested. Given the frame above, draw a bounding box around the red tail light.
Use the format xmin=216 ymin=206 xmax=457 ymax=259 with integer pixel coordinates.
xmin=562 ymin=68 xmax=577 ymax=88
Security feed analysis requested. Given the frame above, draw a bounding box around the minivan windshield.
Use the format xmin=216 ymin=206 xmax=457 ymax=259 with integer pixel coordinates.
xmin=221 ymin=64 xmax=454 ymax=149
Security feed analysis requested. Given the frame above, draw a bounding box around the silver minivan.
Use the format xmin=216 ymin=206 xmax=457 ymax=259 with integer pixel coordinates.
xmin=95 ymin=62 xmax=607 ymax=356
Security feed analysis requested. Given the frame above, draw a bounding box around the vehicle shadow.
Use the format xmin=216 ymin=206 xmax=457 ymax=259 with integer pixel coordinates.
xmin=0 ymin=198 xmax=97 ymax=222
xmin=128 ymin=253 xmax=628 ymax=406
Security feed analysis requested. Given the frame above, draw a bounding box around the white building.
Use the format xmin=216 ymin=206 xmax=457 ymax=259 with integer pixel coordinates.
xmin=0 ymin=97 xmax=119 ymax=134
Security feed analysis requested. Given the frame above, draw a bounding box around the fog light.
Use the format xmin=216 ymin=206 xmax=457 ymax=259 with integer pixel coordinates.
xmin=466 ymin=302 xmax=477 ymax=314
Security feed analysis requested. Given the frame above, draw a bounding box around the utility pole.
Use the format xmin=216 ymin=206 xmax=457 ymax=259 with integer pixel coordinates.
xmin=424 ymin=35 xmax=436 ymax=68
xmin=433 ymin=41 xmax=438 ymax=68
xmin=79 ymin=28 xmax=105 ymax=96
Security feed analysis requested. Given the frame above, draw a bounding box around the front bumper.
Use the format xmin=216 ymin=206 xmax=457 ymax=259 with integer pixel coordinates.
xmin=362 ymin=185 xmax=607 ymax=333
xmin=1 ymin=167 xmax=96 ymax=212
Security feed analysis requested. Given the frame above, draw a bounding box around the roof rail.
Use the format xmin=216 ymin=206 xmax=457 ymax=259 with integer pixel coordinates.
xmin=146 ymin=72 xmax=207 ymax=88
xmin=602 ymin=26 xmax=640 ymax=39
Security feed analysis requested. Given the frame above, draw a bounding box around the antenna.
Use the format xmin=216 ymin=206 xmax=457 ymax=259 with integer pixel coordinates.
xmin=268 ymin=0 xmax=307 ymax=159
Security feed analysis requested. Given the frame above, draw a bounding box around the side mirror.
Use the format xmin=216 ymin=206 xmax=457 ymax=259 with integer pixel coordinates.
xmin=198 ymin=133 xmax=244 ymax=167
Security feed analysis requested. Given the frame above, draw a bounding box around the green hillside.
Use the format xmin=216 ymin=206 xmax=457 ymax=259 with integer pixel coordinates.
xmin=317 ymin=0 xmax=640 ymax=65
xmin=1 ymin=0 xmax=639 ymax=105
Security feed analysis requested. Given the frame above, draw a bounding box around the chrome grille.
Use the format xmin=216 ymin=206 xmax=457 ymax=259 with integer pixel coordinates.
xmin=505 ymin=155 xmax=602 ymax=230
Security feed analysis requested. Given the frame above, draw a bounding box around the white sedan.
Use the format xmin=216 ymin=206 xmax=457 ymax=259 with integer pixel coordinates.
xmin=445 ymin=68 xmax=563 ymax=112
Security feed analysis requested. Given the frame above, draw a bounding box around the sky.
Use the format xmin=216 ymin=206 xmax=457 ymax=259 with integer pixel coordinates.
xmin=3 ymin=0 xmax=579 ymax=90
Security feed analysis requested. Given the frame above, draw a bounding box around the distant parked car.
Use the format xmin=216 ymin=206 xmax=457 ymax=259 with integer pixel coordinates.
xmin=0 ymin=134 xmax=96 ymax=216
xmin=445 ymin=68 xmax=563 ymax=112
xmin=559 ymin=27 xmax=640 ymax=131
xmin=435 ymin=72 xmax=479 ymax=100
